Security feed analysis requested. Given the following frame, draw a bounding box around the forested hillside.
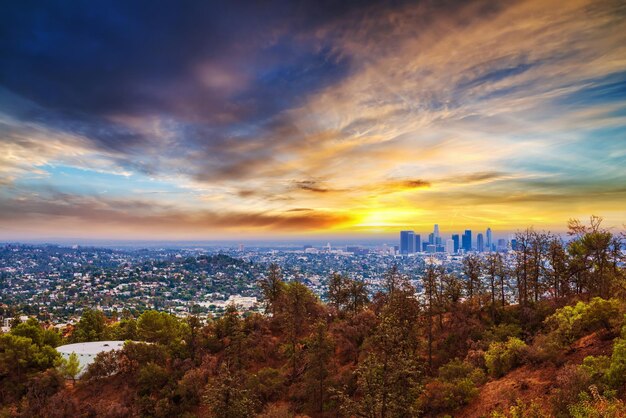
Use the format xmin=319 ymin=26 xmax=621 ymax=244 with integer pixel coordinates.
xmin=1 ymin=217 xmax=625 ymax=417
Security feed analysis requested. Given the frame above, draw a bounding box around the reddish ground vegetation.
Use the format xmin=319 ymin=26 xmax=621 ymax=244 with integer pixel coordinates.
xmin=458 ymin=332 xmax=615 ymax=417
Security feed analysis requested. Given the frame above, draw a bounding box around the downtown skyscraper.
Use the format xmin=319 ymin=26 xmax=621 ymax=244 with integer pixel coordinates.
xmin=400 ymin=230 xmax=415 ymax=254
xmin=462 ymin=230 xmax=472 ymax=252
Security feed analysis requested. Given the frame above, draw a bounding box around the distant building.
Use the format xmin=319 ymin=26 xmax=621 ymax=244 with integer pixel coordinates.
xmin=347 ymin=246 xmax=369 ymax=255
xmin=445 ymin=239 xmax=455 ymax=254
xmin=415 ymin=234 xmax=421 ymax=253
xmin=400 ymin=230 xmax=415 ymax=254
xmin=497 ymin=238 xmax=507 ymax=252
xmin=477 ymin=233 xmax=484 ymax=252
xmin=462 ymin=230 xmax=472 ymax=252
xmin=427 ymin=244 xmax=437 ymax=253
xmin=452 ymin=234 xmax=460 ymax=253
xmin=486 ymin=227 xmax=493 ymax=251
xmin=428 ymin=233 xmax=434 ymax=245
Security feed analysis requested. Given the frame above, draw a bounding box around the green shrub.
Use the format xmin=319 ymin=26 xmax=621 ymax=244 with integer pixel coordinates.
xmin=606 ymin=321 xmax=626 ymax=389
xmin=485 ymin=337 xmax=527 ymax=377
xmin=484 ymin=323 xmax=522 ymax=344
xmin=544 ymin=298 xmax=621 ymax=346
xmin=421 ymin=359 xmax=486 ymax=413
xmin=523 ymin=333 xmax=564 ymax=365
xmin=568 ymin=385 xmax=626 ymax=418
xmin=576 ymin=319 xmax=626 ymax=393
xmin=490 ymin=398 xmax=550 ymax=418
xmin=438 ymin=358 xmax=487 ymax=386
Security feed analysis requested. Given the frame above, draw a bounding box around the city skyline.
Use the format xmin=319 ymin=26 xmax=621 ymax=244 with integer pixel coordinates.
xmin=1 ymin=0 xmax=625 ymax=240
xmin=400 ymin=224 xmax=508 ymax=255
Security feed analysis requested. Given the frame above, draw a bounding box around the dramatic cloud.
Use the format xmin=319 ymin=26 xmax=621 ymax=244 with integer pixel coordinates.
xmin=0 ymin=0 xmax=624 ymax=239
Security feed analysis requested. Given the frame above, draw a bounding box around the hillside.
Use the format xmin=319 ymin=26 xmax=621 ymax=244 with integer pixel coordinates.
xmin=459 ymin=332 xmax=616 ymax=417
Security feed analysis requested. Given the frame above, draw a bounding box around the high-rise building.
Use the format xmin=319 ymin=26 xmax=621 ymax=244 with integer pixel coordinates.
xmin=445 ymin=239 xmax=455 ymax=254
xmin=477 ymin=233 xmax=484 ymax=252
xmin=462 ymin=230 xmax=472 ymax=252
xmin=486 ymin=227 xmax=493 ymax=251
xmin=497 ymin=238 xmax=507 ymax=252
xmin=452 ymin=234 xmax=460 ymax=253
xmin=415 ymin=235 xmax=421 ymax=253
xmin=400 ymin=230 xmax=415 ymax=254
xmin=428 ymin=233 xmax=434 ymax=245
xmin=422 ymin=242 xmax=429 ymax=252
xmin=434 ymin=224 xmax=440 ymax=239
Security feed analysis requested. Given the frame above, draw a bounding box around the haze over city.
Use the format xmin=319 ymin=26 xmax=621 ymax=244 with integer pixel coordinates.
xmin=1 ymin=0 xmax=625 ymax=241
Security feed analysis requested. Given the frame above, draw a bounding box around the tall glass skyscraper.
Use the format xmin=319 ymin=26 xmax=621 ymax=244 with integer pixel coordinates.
xmin=415 ymin=234 xmax=421 ymax=253
xmin=400 ymin=230 xmax=415 ymax=254
xmin=477 ymin=233 xmax=484 ymax=252
xmin=452 ymin=234 xmax=460 ymax=253
xmin=462 ymin=230 xmax=472 ymax=252
xmin=486 ymin=227 xmax=493 ymax=251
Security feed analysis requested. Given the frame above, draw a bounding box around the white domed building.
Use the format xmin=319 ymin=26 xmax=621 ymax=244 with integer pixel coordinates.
xmin=56 ymin=341 xmax=125 ymax=376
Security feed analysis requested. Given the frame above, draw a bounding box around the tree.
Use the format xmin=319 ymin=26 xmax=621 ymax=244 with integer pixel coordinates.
xmin=423 ymin=264 xmax=443 ymax=370
xmin=303 ymin=320 xmax=334 ymax=414
xmin=57 ymin=352 xmax=83 ymax=383
xmin=568 ymin=216 xmax=624 ymax=298
xmin=327 ymin=272 xmax=368 ymax=316
xmin=204 ymin=364 xmax=257 ymax=418
xmin=545 ymin=235 xmax=569 ymax=300
xmin=328 ymin=272 xmax=350 ymax=312
xmin=185 ymin=315 xmax=202 ymax=363
xmin=485 ymin=252 xmax=505 ymax=318
xmin=348 ymin=312 xmax=423 ymax=417
xmin=258 ymin=263 xmax=285 ymax=315
xmin=514 ymin=229 xmax=533 ymax=306
xmin=346 ymin=277 xmax=369 ymax=315
xmin=137 ymin=310 xmax=184 ymax=348
xmin=72 ymin=309 xmax=106 ymax=342
xmin=277 ymin=282 xmax=322 ymax=380
xmin=463 ymin=254 xmax=482 ymax=306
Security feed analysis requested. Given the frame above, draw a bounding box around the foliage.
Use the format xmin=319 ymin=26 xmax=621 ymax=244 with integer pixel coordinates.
xmin=568 ymin=385 xmax=626 ymax=418
xmin=137 ymin=310 xmax=186 ymax=348
xmin=485 ymin=337 xmax=527 ymax=377
xmin=421 ymin=359 xmax=486 ymax=413
xmin=490 ymin=398 xmax=551 ymax=417
xmin=72 ymin=309 xmax=107 ymax=342
xmin=247 ymin=367 xmax=284 ymax=404
xmin=606 ymin=320 xmax=626 ymax=390
xmin=327 ymin=272 xmax=369 ymax=316
xmin=544 ymin=298 xmax=621 ymax=346
xmin=56 ymin=352 xmax=83 ymax=382
xmin=204 ymin=365 xmax=258 ymax=418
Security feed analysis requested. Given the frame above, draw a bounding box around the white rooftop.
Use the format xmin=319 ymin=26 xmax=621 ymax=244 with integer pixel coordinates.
xmin=57 ymin=341 xmax=125 ymax=355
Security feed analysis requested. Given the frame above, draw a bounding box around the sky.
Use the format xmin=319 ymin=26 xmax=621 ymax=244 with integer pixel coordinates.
xmin=0 ymin=0 xmax=625 ymax=241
